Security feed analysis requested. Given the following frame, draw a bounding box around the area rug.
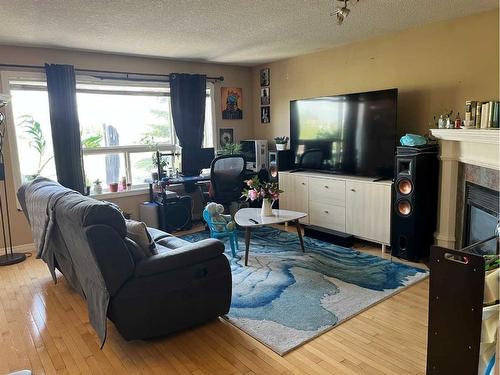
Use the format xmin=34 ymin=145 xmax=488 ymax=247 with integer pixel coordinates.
xmin=181 ymin=226 xmax=428 ymax=355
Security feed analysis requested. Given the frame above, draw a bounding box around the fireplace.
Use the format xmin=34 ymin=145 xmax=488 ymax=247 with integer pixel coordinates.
xmin=463 ymin=182 xmax=499 ymax=254
xmin=430 ymin=128 xmax=499 ymax=249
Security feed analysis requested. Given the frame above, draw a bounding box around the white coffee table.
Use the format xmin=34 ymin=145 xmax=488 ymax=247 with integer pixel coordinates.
xmin=234 ymin=208 xmax=308 ymax=266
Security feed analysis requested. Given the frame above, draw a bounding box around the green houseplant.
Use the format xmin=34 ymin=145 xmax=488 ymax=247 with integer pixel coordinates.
xmin=219 ymin=142 xmax=242 ymax=155
xmin=274 ymin=136 xmax=289 ymax=151
xmin=18 ymin=115 xmax=53 ymax=181
xmin=93 ymin=179 xmax=103 ymax=194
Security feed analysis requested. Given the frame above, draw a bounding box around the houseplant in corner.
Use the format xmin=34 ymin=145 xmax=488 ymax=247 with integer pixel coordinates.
xmin=219 ymin=142 xmax=242 ymax=155
xmin=274 ymin=136 xmax=289 ymax=151
xmin=242 ymin=176 xmax=283 ymax=216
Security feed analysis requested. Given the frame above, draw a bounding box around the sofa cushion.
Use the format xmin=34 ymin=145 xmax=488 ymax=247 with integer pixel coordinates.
xmin=125 ymin=220 xmax=157 ymax=257
xmin=156 ymin=236 xmax=191 ymax=252
xmin=147 ymin=227 xmax=171 ymax=242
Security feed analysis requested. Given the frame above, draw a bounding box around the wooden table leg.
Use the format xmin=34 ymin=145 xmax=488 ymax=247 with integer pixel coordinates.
xmin=295 ymin=219 xmax=305 ymax=253
xmin=244 ymin=227 xmax=251 ymax=266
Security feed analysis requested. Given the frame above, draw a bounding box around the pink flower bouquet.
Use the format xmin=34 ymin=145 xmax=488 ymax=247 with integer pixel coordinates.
xmin=241 ymin=176 xmax=283 ymax=204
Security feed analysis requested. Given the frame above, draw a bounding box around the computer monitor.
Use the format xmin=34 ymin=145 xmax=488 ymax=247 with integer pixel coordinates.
xmin=182 ymin=147 xmax=215 ymax=176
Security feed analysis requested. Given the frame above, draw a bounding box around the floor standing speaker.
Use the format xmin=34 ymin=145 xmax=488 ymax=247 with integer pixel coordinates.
xmin=268 ymin=150 xmax=293 ymax=183
xmin=391 ymin=144 xmax=439 ymax=261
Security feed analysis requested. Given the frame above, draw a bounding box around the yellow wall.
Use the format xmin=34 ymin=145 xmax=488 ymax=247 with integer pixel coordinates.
xmin=252 ymin=10 xmax=499 ymax=142
xmin=0 ymin=46 xmax=253 ymax=245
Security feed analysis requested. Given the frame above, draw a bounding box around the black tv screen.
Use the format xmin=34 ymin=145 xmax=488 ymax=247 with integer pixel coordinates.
xmin=290 ymin=88 xmax=397 ymax=178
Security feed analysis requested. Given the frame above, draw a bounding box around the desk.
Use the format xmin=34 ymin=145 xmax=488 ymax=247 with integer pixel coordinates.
xmin=161 ymin=170 xmax=256 ymax=186
xmin=162 ymin=175 xmax=210 ymax=185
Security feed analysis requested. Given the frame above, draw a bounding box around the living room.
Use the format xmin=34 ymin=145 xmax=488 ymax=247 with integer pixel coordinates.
xmin=0 ymin=1 xmax=499 ymax=374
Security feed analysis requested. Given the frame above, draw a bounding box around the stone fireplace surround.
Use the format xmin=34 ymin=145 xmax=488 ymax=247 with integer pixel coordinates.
xmin=430 ymin=129 xmax=500 ymax=249
xmin=455 ymin=164 xmax=499 ymax=249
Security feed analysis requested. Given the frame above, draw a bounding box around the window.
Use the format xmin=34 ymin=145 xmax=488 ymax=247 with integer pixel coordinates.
xmin=2 ymin=71 xmax=216 ymax=194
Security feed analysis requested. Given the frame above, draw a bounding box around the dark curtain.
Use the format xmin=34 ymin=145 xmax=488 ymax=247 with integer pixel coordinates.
xmin=169 ymin=73 xmax=207 ymax=152
xmin=45 ymin=64 xmax=85 ymax=193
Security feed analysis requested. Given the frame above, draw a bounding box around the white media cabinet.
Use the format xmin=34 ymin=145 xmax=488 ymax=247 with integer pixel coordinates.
xmin=278 ymin=171 xmax=392 ymax=250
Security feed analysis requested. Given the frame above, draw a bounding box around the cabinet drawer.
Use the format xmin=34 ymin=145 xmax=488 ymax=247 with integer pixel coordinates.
xmin=309 ymin=178 xmax=345 ymax=206
xmin=309 ymin=202 xmax=345 ymax=232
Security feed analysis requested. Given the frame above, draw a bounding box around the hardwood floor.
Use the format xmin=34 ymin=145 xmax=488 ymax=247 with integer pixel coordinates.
xmin=0 ymin=228 xmax=429 ymax=375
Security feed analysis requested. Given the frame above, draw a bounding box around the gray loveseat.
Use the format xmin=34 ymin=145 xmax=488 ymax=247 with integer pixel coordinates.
xmin=18 ymin=178 xmax=232 ymax=343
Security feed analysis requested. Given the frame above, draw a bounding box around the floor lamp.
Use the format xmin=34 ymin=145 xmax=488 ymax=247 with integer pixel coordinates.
xmin=0 ymin=93 xmax=26 ymax=266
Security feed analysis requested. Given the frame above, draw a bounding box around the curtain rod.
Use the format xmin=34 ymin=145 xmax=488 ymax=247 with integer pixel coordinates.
xmin=0 ymin=63 xmax=224 ymax=82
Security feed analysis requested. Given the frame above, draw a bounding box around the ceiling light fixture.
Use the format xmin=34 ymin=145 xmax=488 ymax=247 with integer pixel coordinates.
xmin=331 ymin=0 xmax=358 ymax=25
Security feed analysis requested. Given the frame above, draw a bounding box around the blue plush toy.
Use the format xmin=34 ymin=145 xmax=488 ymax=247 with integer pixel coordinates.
xmin=400 ymin=134 xmax=427 ymax=146
xmin=203 ymin=203 xmax=238 ymax=257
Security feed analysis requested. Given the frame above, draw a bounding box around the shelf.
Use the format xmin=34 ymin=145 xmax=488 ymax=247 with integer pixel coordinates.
xmin=430 ymin=128 xmax=500 ymax=145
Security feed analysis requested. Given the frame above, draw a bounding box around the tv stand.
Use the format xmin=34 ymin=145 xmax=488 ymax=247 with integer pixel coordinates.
xmin=279 ymin=170 xmax=392 ymax=251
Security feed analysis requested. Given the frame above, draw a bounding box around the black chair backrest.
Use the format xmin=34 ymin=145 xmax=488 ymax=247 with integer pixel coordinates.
xmin=299 ymin=149 xmax=323 ymax=169
xmin=210 ymin=154 xmax=246 ymax=204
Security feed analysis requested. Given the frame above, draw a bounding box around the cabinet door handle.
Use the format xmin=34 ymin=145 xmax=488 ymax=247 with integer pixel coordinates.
xmin=301 ymin=182 xmax=306 ymax=185
xmin=351 ymin=189 xmax=356 ymax=192
xmin=324 ymin=185 xmax=329 ymax=189
xmin=324 ymin=210 xmax=329 ymax=214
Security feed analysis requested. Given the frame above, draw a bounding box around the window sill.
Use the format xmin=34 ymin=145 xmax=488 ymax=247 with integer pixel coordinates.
xmin=90 ymin=188 xmax=149 ymax=200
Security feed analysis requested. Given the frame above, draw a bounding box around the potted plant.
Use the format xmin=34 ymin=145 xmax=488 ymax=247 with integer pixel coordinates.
xmin=274 ymin=136 xmax=289 ymax=151
xmin=93 ymin=179 xmax=103 ymax=194
xmin=18 ymin=115 xmax=53 ymax=179
xmin=109 ymin=182 xmax=119 ymax=193
xmin=242 ymin=176 xmax=283 ymax=216
xmin=219 ymin=142 xmax=242 ymax=155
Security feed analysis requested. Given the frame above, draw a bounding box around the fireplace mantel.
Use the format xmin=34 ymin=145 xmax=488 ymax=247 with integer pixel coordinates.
xmin=431 ymin=128 xmax=500 ymax=145
xmin=430 ymin=128 xmax=500 ymax=248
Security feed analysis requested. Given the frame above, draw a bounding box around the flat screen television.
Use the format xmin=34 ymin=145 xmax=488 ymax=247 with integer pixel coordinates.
xmin=290 ymin=88 xmax=397 ymax=179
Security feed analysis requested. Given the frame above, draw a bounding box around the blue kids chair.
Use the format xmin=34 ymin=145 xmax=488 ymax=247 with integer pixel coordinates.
xmin=203 ymin=203 xmax=238 ymax=257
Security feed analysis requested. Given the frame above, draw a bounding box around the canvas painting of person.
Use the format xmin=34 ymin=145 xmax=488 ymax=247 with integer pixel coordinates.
xmin=221 ymin=87 xmax=243 ymax=120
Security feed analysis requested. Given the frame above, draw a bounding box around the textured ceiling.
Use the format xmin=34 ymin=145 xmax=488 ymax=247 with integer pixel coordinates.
xmin=0 ymin=0 xmax=498 ymax=66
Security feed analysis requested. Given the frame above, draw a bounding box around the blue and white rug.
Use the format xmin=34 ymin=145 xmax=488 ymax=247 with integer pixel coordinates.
xmin=182 ymin=227 xmax=428 ymax=355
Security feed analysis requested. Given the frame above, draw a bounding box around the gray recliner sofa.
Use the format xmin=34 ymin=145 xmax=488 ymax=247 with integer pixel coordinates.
xmin=18 ymin=178 xmax=232 ymax=343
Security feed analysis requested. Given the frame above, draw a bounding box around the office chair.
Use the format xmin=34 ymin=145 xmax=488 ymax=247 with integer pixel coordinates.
xmin=299 ymin=149 xmax=323 ymax=169
xmin=209 ymin=155 xmax=247 ymax=214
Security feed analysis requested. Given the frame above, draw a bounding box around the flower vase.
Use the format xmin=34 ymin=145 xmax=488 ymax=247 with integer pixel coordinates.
xmin=261 ymin=199 xmax=274 ymax=216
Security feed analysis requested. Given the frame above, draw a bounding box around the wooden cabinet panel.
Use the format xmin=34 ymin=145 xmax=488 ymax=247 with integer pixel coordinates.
xmin=278 ymin=173 xmax=294 ymax=210
xmin=310 ymin=202 xmax=346 ymax=232
xmin=294 ymin=176 xmax=309 ymax=224
xmin=278 ymin=173 xmax=309 ymax=224
xmin=346 ymin=181 xmax=391 ymax=244
xmin=308 ymin=177 xmax=345 ymax=206
xmin=281 ymin=172 xmax=391 ymax=245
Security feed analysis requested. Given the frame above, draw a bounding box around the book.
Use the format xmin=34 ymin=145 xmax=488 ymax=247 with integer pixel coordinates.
xmin=487 ymin=101 xmax=495 ymax=127
xmin=475 ymin=101 xmax=482 ymax=128
xmin=465 ymin=101 xmax=472 ymax=125
xmin=493 ymin=101 xmax=499 ymax=128
xmin=480 ymin=102 xmax=489 ymax=129
xmin=471 ymin=101 xmax=477 ymax=126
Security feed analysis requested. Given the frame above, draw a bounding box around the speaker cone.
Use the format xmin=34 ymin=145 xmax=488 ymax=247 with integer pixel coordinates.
xmin=397 ymin=178 xmax=413 ymax=195
xmin=397 ymin=200 xmax=412 ymax=216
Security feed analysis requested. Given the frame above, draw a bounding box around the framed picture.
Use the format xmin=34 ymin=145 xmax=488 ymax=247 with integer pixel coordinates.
xmin=261 ymin=106 xmax=270 ymax=124
xmin=260 ymin=68 xmax=270 ymax=86
xmin=260 ymin=87 xmax=270 ymax=105
xmin=221 ymin=87 xmax=243 ymax=120
xmin=218 ymin=128 xmax=234 ymax=147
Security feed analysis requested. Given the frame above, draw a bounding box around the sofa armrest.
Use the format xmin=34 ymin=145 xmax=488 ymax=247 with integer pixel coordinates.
xmin=134 ymin=238 xmax=225 ymax=277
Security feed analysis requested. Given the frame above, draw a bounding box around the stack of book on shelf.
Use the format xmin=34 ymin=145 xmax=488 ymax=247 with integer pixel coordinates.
xmin=464 ymin=100 xmax=499 ymax=129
